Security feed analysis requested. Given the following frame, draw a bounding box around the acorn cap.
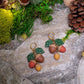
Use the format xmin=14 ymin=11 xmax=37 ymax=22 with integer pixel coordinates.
xmin=35 ymin=54 xmax=44 ymax=63
xmin=31 ymin=60 xmax=36 ymax=64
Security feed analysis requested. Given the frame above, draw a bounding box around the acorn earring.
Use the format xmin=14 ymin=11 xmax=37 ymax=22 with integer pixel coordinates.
xmin=45 ymin=32 xmax=66 ymax=60
xmin=27 ymin=42 xmax=45 ymax=71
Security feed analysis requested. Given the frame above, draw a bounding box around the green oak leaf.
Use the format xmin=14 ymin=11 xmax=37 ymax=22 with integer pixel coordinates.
xmin=35 ymin=48 xmax=45 ymax=54
xmin=55 ymin=39 xmax=64 ymax=46
xmin=27 ymin=53 xmax=35 ymax=62
xmin=45 ymin=39 xmax=53 ymax=47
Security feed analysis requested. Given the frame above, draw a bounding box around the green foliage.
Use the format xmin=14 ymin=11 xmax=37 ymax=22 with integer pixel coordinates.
xmin=43 ymin=0 xmax=63 ymax=6
xmin=55 ymin=39 xmax=64 ymax=46
xmin=41 ymin=15 xmax=53 ymax=23
xmin=11 ymin=0 xmax=63 ymax=39
xmin=45 ymin=39 xmax=53 ymax=47
xmin=11 ymin=6 xmax=34 ymax=39
xmin=62 ymin=29 xmax=80 ymax=42
xmin=11 ymin=2 xmax=53 ymax=39
xmin=35 ymin=48 xmax=45 ymax=54
xmin=27 ymin=53 xmax=35 ymax=62
xmin=0 ymin=9 xmax=13 ymax=44
xmin=45 ymin=38 xmax=64 ymax=47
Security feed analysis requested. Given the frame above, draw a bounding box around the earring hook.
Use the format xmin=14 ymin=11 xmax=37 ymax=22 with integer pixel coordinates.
xmin=30 ymin=42 xmax=37 ymax=51
xmin=48 ymin=32 xmax=55 ymax=41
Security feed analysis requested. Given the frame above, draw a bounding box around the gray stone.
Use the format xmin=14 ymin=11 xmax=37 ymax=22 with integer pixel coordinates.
xmin=0 ymin=59 xmax=21 ymax=84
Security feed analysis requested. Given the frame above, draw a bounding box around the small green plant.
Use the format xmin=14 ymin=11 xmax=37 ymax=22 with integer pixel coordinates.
xmin=0 ymin=9 xmax=13 ymax=44
xmin=62 ymin=29 xmax=80 ymax=42
xmin=43 ymin=0 xmax=63 ymax=6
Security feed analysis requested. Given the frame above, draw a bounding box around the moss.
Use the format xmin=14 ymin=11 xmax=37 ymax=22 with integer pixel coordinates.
xmin=62 ymin=29 xmax=80 ymax=42
xmin=11 ymin=0 xmax=63 ymax=39
xmin=0 ymin=9 xmax=13 ymax=44
xmin=41 ymin=15 xmax=53 ymax=23
xmin=11 ymin=2 xmax=53 ymax=39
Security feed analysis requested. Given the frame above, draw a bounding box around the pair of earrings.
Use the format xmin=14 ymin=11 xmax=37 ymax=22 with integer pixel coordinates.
xmin=27 ymin=32 xmax=66 ymax=72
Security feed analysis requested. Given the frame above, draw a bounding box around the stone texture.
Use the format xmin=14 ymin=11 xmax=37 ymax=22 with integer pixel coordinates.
xmin=0 ymin=37 xmax=23 ymax=50
xmin=0 ymin=59 xmax=21 ymax=84
xmin=0 ymin=4 xmax=84 ymax=84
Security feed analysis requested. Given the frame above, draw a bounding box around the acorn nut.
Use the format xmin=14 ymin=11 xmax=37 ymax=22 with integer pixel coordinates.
xmin=35 ymin=54 xmax=44 ymax=63
xmin=49 ymin=44 xmax=57 ymax=53
xmin=29 ymin=60 xmax=36 ymax=68
xmin=35 ymin=64 xmax=41 ymax=71
xmin=21 ymin=0 xmax=29 ymax=3
xmin=82 ymin=51 xmax=84 ymax=57
xmin=54 ymin=53 xmax=60 ymax=60
xmin=58 ymin=45 xmax=66 ymax=53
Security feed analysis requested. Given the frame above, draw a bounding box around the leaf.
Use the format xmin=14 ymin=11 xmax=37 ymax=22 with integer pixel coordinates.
xmin=55 ymin=39 xmax=64 ymax=46
xmin=35 ymin=48 xmax=45 ymax=54
xmin=27 ymin=53 xmax=35 ymax=62
xmin=45 ymin=39 xmax=53 ymax=47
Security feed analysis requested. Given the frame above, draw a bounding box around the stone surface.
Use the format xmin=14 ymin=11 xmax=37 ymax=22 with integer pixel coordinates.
xmin=0 ymin=4 xmax=84 ymax=84
xmin=0 ymin=37 xmax=23 ymax=50
xmin=0 ymin=59 xmax=21 ymax=84
xmin=78 ymin=57 xmax=84 ymax=84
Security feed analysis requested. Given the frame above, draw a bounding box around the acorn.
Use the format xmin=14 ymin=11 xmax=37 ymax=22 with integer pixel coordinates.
xmin=58 ymin=45 xmax=66 ymax=53
xmin=35 ymin=54 xmax=44 ymax=63
xmin=82 ymin=51 xmax=84 ymax=57
xmin=54 ymin=53 xmax=60 ymax=60
xmin=21 ymin=0 xmax=29 ymax=3
xmin=29 ymin=60 xmax=36 ymax=68
xmin=49 ymin=44 xmax=57 ymax=53
xmin=35 ymin=63 xmax=41 ymax=71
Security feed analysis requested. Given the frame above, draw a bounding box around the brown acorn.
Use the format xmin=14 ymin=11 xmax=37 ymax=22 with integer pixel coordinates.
xmin=35 ymin=54 xmax=44 ymax=63
xmin=49 ymin=44 xmax=57 ymax=53
xmin=21 ymin=0 xmax=29 ymax=3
